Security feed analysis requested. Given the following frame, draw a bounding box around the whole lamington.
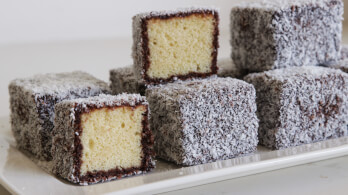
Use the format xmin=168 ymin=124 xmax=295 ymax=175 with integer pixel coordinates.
xmin=231 ymin=0 xmax=343 ymax=72
xmin=146 ymin=77 xmax=259 ymax=166
xmin=9 ymin=72 xmax=109 ymax=160
xmin=244 ymin=66 xmax=348 ymax=149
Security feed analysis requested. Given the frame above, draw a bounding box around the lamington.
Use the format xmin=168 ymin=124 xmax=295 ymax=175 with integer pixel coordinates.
xmin=231 ymin=0 xmax=343 ymax=72
xmin=244 ymin=66 xmax=348 ymax=149
xmin=217 ymin=58 xmax=248 ymax=79
xmin=146 ymin=77 xmax=259 ymax=166
xmin=52 ymin=94 xmax=154 ymax=185
xmin=132 ymin=8 xmax=219 ymax=85
xmin=8 ymin=71 xmax=109 ymax=160
xmin=110 ymin=67 xmax=146 ymax=95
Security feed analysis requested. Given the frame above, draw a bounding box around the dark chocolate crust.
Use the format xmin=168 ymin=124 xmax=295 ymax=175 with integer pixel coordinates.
xmin=135 ymin=9 xmax=219 ymax=85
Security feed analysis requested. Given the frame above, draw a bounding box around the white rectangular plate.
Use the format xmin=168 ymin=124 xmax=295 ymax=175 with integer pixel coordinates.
xmin=1 ymin=116 xmax=348 ymax=195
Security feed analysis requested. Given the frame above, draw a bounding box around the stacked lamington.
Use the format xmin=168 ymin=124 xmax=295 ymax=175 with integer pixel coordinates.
xmin=231 ymin=0 xmax=348 ymax=149
xmin=110 ymin=7 xmax=260 ymax=166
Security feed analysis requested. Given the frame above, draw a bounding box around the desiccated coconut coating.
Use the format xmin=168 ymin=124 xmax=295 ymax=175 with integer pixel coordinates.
xmin=217 ymin=58 xmax=248 ymax=79
xmin=146 ymin=77 xmax=259 ymax=166
xmin=8 ymin=71 xmax=109 ymax=160
xmin=109 ymin=67 xmax=146 ymax=95
xmin=244 ymin=66 xmax=348 ymax=149
xmin=231 ymin=0 xmax=343 ymax=72
xmin=52 ymin=94 xmax=155 ymax=185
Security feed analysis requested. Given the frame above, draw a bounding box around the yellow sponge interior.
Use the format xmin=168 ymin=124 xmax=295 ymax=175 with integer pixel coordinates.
xmin=147 ymin=14 xmax=215 ymax=79
xmin=79 ymin=106 xmax=146 ymax=175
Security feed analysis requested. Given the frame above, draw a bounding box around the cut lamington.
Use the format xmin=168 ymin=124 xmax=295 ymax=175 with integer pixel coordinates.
xmin=231 ymin=0 xmax=343 ymax=72
xmin=110 ymin=67 xmax=146 ymax=95
xmin=244 ymin=66 xmax=348 ymax=149
xmin=146 ymin=77 xmax=259 ymax=166
xmin=8 ymin=72 xmax=109 ymax=160
xmin=52 ymin=94 xmax=154 ymax=185
xmin=132 ymin=8 xmax=219 ymax=85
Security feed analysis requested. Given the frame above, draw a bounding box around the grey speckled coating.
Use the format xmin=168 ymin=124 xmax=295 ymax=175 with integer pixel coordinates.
xmin=8 ymin=71 xmax=109 ymax=160
xmin=146 ymin=77 xmax=259 ymax=166
xmin=244 ymin=66 xmax=348 ymax=149
xmin=110 ymin=67 xmax=146 ymax=95
xmin=52 ymin=94 xmax=154 ymax=185
xmin=231 ymin=0 xmax=343 ymax=72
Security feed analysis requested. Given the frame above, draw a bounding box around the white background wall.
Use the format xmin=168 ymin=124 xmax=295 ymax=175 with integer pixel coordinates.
xmin=0 ymin=0 xmax=347 ymax=117
xmin=0 ymin=0 xmax=249 ymax=44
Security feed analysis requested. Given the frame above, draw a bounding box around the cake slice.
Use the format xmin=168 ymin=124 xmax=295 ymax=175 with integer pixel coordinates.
xmin=52 ymin=94 xmax=154 ymax=185
xmin=146 ymin=77 xmax=258 ymax=165
xmin=132 ymin=8 xmax=219 ymax=85
xmin=8 ymin=71 xmax=109 ymax=160
xmin=244 ymin=66 xmax=348 ymax=149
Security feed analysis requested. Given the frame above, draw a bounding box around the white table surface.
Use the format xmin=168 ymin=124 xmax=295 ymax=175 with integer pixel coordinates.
xmin=1 ymin=29 xmax=348 ymax=195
